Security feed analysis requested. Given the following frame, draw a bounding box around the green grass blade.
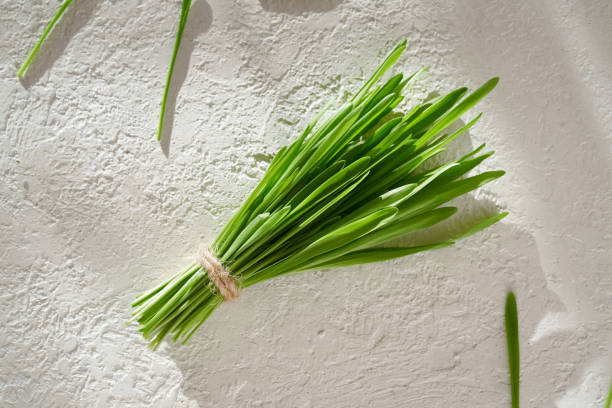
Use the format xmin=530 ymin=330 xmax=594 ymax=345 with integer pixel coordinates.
xmin=220 ymin=212 xmax=270 ymax=262
xmin=287 ymin=207 xmax=398 ymax=269
xmin=341 ymin=183 xmax=417 ymax=224
xmin=368 ymin=121 xmax=412 ymax=160
xmin=342 ymin=94 xmax=400 ymax=148
xmin=365 ymin=144 xmax=448 ymax=195
xmin=396 ymin=170 xmax=505 ymax=220
xmin=297 ymin=104 xmax=362 ymax=179
xmin=300 ymin=207 xmax=458 ymax=270
xmin=505 ymin=291 xmax=520 ymax=408
xmin=250 ymin=166 xmax=300 ymax=215
xmin=251 ymin=207 xmax=397 ymax=281
xmin=605 ymin=381 xmax=612 ymax=408
xmin=18 ymin=0 xmax=73 ymax=78
xmin=415 ymin=77 xmax=499 ymax=148
xmin=352 ymin=39 xmax=407 ymax=103
xmin=404 ymin=87 xmax=467 ymax=138
xmin=363 ymin=73 xmax=403 ymax=112
xmin=291 ymin=157 xmax=370 ymax=217
xmin=354 ymin=206 xmax=458 ymax=249
xmin=232 ymin=168 xmax=370 ymax=275
xmin=303 ymin=102 xmax=353 ymax=149
xmin=351 ymin=116 xmax=403 ymax=160
xmin=426 ymin=150 xmax=494 ymax=187
xmin=157 ymin=0 xmax=192 ymax=141
xmin=287 ymin=161 xmax=345 ymax=208
xmin=231 ymin=205 xmax=291 ymax=259
xmin=454 ymin=211 xmax=508 ymax=240
xmin=307 ymin=241 xmax=454 ymax=270
xmin=459 ymin=142 xmax=487 ymax=161
xmin=234 ymin=172 xmax=371 ymax=276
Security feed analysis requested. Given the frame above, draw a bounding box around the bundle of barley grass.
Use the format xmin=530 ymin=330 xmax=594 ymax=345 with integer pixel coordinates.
xmin=130 ymin=40 xmax=507 ymax=349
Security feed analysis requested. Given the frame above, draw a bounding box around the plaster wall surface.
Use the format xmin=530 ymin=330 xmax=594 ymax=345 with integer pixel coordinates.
xmin=1 ymin=0 xmax=611 ymax=407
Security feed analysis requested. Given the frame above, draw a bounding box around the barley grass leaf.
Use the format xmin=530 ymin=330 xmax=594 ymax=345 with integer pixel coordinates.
xmin=18 ymin=0 xmax=73 ymax=78
xmin=505 ymin=291 xmax=520 ymax=408
xmin=158 ymin=0 xmax=192 ymax=141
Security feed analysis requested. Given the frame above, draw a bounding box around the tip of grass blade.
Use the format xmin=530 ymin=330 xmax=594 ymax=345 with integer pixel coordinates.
xmin=454 ymin=211 xmax=508 ymax=240
xmin=395 ymin=38 xmax=407 ymax=51
xmin=480 ymin=77 xmax=500 ymax=96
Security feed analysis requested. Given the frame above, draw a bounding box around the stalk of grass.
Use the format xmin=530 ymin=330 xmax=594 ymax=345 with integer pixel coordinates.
xmin=158 ymin=0 xmax=192 ymax=141
xmin=505 ymin=291 xmax=520 ymax=408
xmin=605 ymin=381 xmax=612 ymax=408
xmin=131 ymin=39 xmax=507 ymax=349
xmin=17 ymin=0 xmax=73 ymax=78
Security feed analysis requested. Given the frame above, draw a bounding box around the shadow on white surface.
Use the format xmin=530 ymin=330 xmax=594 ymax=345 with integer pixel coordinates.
xmin=152 ymin=125 xmax=585 ymax=406
xmin=160 ymin=219 xmax=583 ymax=407
xmin=259 ymin=0 xmax=345 ymax=15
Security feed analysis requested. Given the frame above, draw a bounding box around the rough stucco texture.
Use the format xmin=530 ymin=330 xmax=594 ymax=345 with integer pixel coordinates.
xmin=1 ymin=0 xmax=611 ymax=407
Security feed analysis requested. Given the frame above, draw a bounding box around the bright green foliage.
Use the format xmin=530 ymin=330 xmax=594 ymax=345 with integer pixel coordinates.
xmin=131 ymin=40 xmax=506 ymax=349
xmin=605 ymin=381 xmax=612 ymax=408
xmin=17 ymin=0 xmax=73 ymax=78
xmin=505 ymin=291 xmax=520 ymax=408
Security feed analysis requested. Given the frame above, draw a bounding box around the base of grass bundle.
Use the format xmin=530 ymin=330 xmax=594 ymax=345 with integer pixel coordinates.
xmin=130 ymin=39 xmax=507 ymax=349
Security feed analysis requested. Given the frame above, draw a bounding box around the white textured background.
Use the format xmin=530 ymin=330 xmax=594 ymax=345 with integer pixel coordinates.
xmin=1 ymin=0 xmax=611 ymax=407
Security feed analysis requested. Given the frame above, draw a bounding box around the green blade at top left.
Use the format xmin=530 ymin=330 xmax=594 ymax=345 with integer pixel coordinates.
xmin=18 ymin=0 xmax=74 ymax=78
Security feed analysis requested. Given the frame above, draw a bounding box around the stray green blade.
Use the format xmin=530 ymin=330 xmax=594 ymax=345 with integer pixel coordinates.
xmin=158 ymin=0 xmax=192 ymax=141
xmin=18 ymin=0 xmax=74 ymax=78
xmin=505 ymin=291 xmax=520 ymax=408
xmin=605 ymin=381 xmax=612 ymax=408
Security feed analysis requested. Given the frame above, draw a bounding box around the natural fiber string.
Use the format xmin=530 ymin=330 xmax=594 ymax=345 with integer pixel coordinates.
xmin=197 ymin=246 xmax=240 ymax=301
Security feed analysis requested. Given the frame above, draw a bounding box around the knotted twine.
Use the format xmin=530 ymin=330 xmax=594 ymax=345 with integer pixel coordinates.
xmin=197 ymin=246 xmax=240 ymax=301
